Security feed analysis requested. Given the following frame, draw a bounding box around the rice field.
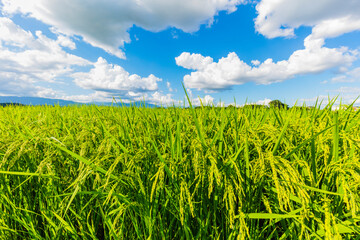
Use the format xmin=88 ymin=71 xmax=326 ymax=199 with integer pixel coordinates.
xmin=0 ymin=99 xmax=359 ymax=239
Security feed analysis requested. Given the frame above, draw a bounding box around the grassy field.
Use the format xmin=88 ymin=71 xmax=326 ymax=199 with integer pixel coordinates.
xmin=0 ymin=100 xmax=359 ymax=239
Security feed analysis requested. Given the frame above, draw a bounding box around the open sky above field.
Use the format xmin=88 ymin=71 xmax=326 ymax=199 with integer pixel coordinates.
xmin=0 ymin=0 xmax=360 ymax=106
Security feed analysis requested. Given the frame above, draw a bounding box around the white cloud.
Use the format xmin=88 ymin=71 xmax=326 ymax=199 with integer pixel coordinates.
xmin=0 ymin=17 xmax=169 ymax=103
xmin=177 ymin=36 xmax=356 ymax=90
xmin=256 ymin=98 xmax=271 ymax=106
xmin=334 ymin=86 xmax=360 ymax=94
xmin=237 ymin=98 xmax=272 ymax=107
xmin=0 ymin=17 xmax=33 ymax=47
xmin=166 ymin=81 xmax=174 ymax=92
xmin=56 ymin=35 xmax=76 ymax=50
xmin=331 ymin=75 xmax=351 ymax=83
xmin=251 ymin=60 xmax=260 ymax=66
xmin=299 ymin=89 xmax=360 ymax=108
xmin=311 ymin=16 xmax=360 ymax=40
xmin=150 ymin=91 xmax=178 ymax=105
xmin=0 ymin=71 xmax=57 ymax=97
xmin=43 ymin=88 xmax=180 ymax=105
xmin=61 ymin=91 xmax=113 ymax=103
xmin=0 ymin=17 xmax=89 ymax=97
xmin=62 ymin=91 xmax=165 ymax=104
xmin=175 ymin=52 xmax=214 ymax=70
xmin=111 ymin=91 xmax=179 ymax=105
xmin=1 ymin=0 xmax=243 ymax=58
xmin=331 ymin=67 xmax=360 ymax=83
xmin=255 ymin=0 xmax=360 ymax=39
xmin=191 ymin=95 xmax=214 ymax=106
xmin=73 ymin=57 xmax=162 ymax=94
xmin=36 ymin=87 xmax=59 ymax=99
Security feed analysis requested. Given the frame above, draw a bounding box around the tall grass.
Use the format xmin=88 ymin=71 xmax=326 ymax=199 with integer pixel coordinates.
xmin=0 ymin=101 xmax=359 ymax=239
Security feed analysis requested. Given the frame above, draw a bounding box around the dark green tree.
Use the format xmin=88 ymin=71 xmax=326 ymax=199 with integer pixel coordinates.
xmin=269 ymin=100 xmax=288 ymax=109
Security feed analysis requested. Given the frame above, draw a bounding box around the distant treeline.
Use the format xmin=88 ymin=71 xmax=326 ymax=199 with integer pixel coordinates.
xmin=0 ymin=103 xmax=26 ymax=107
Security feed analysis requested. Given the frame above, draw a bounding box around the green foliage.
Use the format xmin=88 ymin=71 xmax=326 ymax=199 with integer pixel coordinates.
xmin=269 ymin=100 xmax=289 ymax=109
xmin=0 ymin=102 xmax=359 ymax=239
xmin=0 ymin=103 xmax=26 ymax=107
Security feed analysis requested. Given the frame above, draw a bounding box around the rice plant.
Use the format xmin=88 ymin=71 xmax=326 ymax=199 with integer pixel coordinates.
xmin=0 ymin=100 xmax=359 ymax=239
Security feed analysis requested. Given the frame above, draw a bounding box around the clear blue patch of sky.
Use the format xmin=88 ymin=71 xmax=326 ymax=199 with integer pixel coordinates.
xmin=6 ymin=13 xmax=57 ymax=38
xmin=325 ymin=31 xmax=360 ymax=50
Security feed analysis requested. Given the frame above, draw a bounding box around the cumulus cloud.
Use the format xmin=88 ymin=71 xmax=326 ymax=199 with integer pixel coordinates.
xmin=255 ymin=0 xmax=360 ymax=39
xmin=256 ymin=98 xmax=271 ymax=106
xmin=0 ymin=17 xmax=89 ymax=97
xmin=112 ymin=91 xmax=179 ymax=105
xmin=56 ymin=35 xmax=76 ymax=50
xmin=251 ymin=60 xmax=260 ymax=66
xmin=175 ymin=52 xmax=214 ymax=70
xmin=149 ymin=91 xmax=178 ymax=105
xmin=190 ymin=95 xmax=214 ymax=106
xmin=0 ymin=17 xmax=33 ymax=47
xmin=60 ymin=91 xmax=113 ymax=103
xmin=0 ymin=17 xmax=169 ymax=103
xmin=73 ymin=57 xmax=162 ymax=94
xmin=1 ymin=0 xmax=243 ymax=58
xmin=0 ymin=71 xmax=57 ymax=97
xmin=176 ymin=36 xmax=356 ymax=90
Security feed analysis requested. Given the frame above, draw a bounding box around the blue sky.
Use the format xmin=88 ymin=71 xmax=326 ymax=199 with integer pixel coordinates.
xmin=0 ymin=0 xmax=360 ymax=106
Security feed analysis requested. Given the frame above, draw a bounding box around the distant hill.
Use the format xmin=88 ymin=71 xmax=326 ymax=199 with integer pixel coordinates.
xmin=0 ymin=96 xmax=156 ymax=107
